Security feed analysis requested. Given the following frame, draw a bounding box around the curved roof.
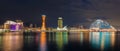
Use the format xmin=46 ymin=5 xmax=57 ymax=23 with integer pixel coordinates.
xmin=4 ymin=20 xmax=16 ymax=24
xmin=90 ymin=19 xmax=112 ymax=29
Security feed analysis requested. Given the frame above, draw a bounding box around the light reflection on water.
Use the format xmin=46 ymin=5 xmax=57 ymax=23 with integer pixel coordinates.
xmin=39 ymin=32 xmax=47 ymax=51
xmin=55 ymin=32 xmax=68 ymax=51
xmin=3 ymin=32 xmax=23 ymax=51
xmin=0 ymin=31 xmax=117 ymax=51
xmin=90 ymin=32 xmax=115 ymax=51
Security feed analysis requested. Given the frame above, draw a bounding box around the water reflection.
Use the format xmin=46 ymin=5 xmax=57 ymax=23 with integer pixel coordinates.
xmin=39 ymin=32 xmax=47 ymax=51
xmin=90 ymin=32 xmax=116 ymax=51
xmin=0 ymin=31 xmax=117 ymax=51
xmin=110 ymin=32 xmax=115 ymax=47
xmin=24 ymin=34 xmax=34 ymax=47
xmin=56 ymin=32 xmax=68 ymax=51
xmin=0 ymin=35 xmax=3 ymax=51
xmin=3 ymin=32 xmax=23 ymax=51
xmin=23 ymin=32 xmax=38 ymax=51
xmin=69 ymin=32 xmax=81 ymax=42
xmin=79 ymin=32 xmax=83 ymax=44
xmin=69 ymin=32 xmax=89 ymax=44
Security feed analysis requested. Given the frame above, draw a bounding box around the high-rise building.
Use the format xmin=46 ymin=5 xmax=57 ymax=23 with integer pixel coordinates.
xmin=58 ymin=17 xmax=63 ymax=28
xmin=57 ymin=17 xmax=67 ymax=30
xmin=41 ymin=15 xmax=46 ymax=30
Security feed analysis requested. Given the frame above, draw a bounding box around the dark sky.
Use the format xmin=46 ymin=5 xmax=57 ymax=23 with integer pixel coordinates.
xmin=0 ymin=0 xmax=120 ymax=27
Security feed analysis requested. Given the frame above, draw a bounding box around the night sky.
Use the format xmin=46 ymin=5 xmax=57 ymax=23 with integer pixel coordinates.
xmin=0 ymin=0 xmax=120 ymax=27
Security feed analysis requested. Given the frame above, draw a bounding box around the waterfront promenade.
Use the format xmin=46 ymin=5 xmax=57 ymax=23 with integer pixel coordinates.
xmin=23 ymin=28 xmax=117 ymax=32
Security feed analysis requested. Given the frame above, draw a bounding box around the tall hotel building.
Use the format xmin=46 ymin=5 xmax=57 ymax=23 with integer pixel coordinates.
xmin=58 ymin=17 xmax=63 ymax=28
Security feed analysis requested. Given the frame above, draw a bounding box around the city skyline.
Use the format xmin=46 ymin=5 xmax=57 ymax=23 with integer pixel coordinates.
xmin=0 ymin=0 xmax=120 ymax=51
xmin=0 ymin=0 xmax=120 ymax=27
xmin=0 ymin=16 xmax=118 ymax=28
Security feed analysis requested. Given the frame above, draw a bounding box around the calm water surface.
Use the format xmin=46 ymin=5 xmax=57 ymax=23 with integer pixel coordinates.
xmin=0 ymin=31 xmax=120 ymax=51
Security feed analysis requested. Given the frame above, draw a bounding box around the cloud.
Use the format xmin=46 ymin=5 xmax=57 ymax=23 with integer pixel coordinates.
xmin=68 ymin=0 xmax=120 ymax=26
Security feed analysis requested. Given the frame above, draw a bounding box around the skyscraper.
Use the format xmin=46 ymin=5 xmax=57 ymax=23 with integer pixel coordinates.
xmin=41 ymin=15 xmax=46 ymax=30
xmin=58 ymin=17 xmax=63 ymax=28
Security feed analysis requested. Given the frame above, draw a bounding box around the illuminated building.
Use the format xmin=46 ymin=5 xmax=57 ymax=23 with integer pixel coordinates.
xmin=58 ymin=17 xmax=63 ymax=28
xmin=4 ymin=20 xmax=11 ymax=29
xmin=29 ymin=24 xmax=33 ymax=28
xmin=4 ymin=20 xmax=23 ymax=31
xmin=90 ymin=19 xmax=115 ymax=30
xmin=15 ymin=20 xmax=24 ymax=30
xmin=57 ymin=17 xmax=67 ymax=30
xmin=41 ymin=15 xmax=46 ymax=30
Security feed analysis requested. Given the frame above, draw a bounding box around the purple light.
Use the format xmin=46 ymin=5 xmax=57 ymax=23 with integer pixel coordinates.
xmin=10 ymin=24 xmax=22 ymax=31
xmin=10 ymin=24 xmax=16 ymax=31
